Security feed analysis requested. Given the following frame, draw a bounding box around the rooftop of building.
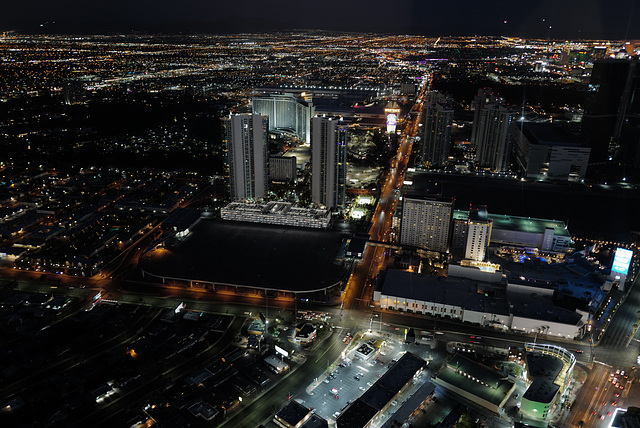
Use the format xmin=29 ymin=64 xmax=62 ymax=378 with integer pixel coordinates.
xmin=522 ymin=378 xmax=560 ymax=405
xmin=338 ymin=352 xmax=425 ymax=427
xmin=527 ymin=352 xmax=564 ymax=381
xmin=453 ymin=210 xmax=571 ymax=237
xmin=520 ymin=122 xmax=584 ymax=147
xmin=469 ymin=204 xmax=489 ymax=222
xmin=360 ymin=352 xmax=425 ymax=410
xmin=508 ymin=292 xmax=583 ymax=327
xmin=283 ymin=145 xmax=311 ymax=167
xmin=436 ymin=353 xmax=514 ymax=407
xmin=336 ymin=400 xmax=379 ymax=428
xmin=403 ymin=193 xmax=453 ymax=205
xmin=522 ymin=352 xmax=564 ymax=403
xmin=300 ymin=413 xmax=328 ymax=428
xmin=611 ymin=406 xmax=640 ymax=428
xmin=139 ymin=218 xmax=350 ymax=292
xmin=379 ymin=269 xmax=511 ymax=316
xmin=275 ymin=399 xmax=310 ymax=426
xmin=500 ymin=254 xmax=604 ymax=303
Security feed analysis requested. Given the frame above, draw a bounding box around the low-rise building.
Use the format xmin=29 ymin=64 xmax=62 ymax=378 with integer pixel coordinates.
xmin=519 ymin=343 xmax=576 ymax=423
xmin=375 ymin=269 xmax=586 ymax=338
xmin=337 ymin=352 xmax=426 ymax=428
xmin=270 ymin=155 xmax=297 ymax=183
xmin=221 ymin=201 xmax=331 ymax=229
xmin=453 ymin=210 xmax=573 ymax=253
xmin=433 ymin=353 xmax=515 ymax=414
xmin=294 ymin=322 xmax=317 ymax=345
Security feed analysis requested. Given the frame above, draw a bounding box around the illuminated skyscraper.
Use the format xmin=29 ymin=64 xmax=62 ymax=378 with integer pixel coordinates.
xmin=400 ymin=196 xmax=454 ymax=253
xmin=471 ymin=88 xmax=513 ymax=172
xmin=252 ymin=93 xmax=314 ymax=144
xmin=311 ymin=116 xmax=347 ymax=210
xmin=421 ymin=92 xmax=454 ymax=167
xmin=223 ymin=114 xmax=269 ymax=201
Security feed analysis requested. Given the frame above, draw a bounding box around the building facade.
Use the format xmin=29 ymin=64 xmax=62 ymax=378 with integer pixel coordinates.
xmin=471 ymin=88 xmax=513 ymax=172
xmin=269 ymin=155 xmax=297 ymax=183
xmin=311 ymin=116 xmax=347 ymax=210
xmin=220 ymin=201 xmax=331 ymax=229
xmin=400 ymin=196 xmax=454 ymax=253
xmin=421 ymin=93 xmax=454 ymax=167
xmin=223 ymin=114 xmax=269 ymax=201
xmin=252 ymin=93 xmax=314 ymax=144
xmin=512 ymin=123 xmax=590 ymax=181
xmin=465 ymin=221 xmax=491 ymax=261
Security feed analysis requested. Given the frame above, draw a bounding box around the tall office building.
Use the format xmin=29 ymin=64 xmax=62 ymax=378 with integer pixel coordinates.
xmin=400 ymin=196 xmax=454 ymax=253
xmin=421 ymin=92 xmax=454 ymax=167
xmin=582 ymin=59 xmax=640 ymax=165
xmin=311 ymin=116 xmax=347 ymax=210
xmin=252 ymin=93 xmax=314 ymax=144
xmin=471 ymin=88 xmax=513 ymax=172
xmin=222 ymin=114 xmax=269 ymax=201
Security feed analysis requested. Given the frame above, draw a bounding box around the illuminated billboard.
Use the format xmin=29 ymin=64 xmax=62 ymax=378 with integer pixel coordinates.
xmin=386 ymin=113 xmax=397 ymax=133
xmin=612 ymin=248 xmax=633 ymax=275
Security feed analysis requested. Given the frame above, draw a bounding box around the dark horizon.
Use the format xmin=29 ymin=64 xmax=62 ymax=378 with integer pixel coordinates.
xmin=2 ymin=0 xmax=640 ymax=40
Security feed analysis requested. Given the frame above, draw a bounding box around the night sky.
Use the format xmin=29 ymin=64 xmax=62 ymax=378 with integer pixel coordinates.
xmin=2 ymin=0 xmax=640 ymax=39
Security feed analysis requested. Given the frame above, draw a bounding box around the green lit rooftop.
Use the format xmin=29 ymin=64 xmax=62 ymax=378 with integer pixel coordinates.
xmin=454 ymin=210 xmax=570 ymax=237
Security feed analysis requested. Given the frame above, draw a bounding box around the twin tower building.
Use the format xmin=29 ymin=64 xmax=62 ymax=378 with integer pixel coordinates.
xmin=222 ymin=93 xmax=347 ymax=210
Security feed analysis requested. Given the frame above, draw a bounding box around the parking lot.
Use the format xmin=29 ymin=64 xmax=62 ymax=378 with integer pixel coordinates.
xmin=303 ymin=331 xmax=433 ymax=423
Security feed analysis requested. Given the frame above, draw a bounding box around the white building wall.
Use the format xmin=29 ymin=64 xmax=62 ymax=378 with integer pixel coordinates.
xmin=465 ymin=220 xmax=491 ymax=261
xmin=510 ymin=316 xmax=581 ymax=339
xmin=548 ymin=146 xmax=590 ymax=180
xmin=462 ymin=310 xmax=511 ymax=327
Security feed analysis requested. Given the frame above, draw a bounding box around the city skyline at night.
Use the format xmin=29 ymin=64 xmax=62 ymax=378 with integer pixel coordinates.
xmin=1 ymin=14 xmax=640 ymax=427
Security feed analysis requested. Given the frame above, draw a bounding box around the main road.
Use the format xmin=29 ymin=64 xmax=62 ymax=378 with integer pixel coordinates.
xmin=342 ymin=75 xmax=431 ymax=311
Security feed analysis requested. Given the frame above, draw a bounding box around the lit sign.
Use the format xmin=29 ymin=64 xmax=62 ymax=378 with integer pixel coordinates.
xmin=275 ymin=345 xmax=289 ymax=358
xmin=612 ymin=248 xmax=633 ymax=275
xmin=386 ymin=113 xmax=397 ymax=127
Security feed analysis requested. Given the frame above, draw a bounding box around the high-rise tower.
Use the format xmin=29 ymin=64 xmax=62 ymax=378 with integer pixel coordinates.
xmin=400 ymin=196 xmax=454 ymax=253
xmin=471 ymin=89 xmax=513 ymax=172
xmin=223 ymin=113 xmax=269 ymax=201
xmin=421 ymin=92 xmax=454 ymax=167
xmin=311 ymin=116 xmax=347 ymax=210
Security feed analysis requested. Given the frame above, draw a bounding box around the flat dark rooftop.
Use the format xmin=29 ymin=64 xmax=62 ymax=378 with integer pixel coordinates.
xmin=522 ymin=122 xmax=583 ymax=147
xmin=337 ymin=400 xmax=378 ymax=428
xmin=380 ymin=269 xmax=510 ymax=316
xmin=140 ymin=219 xmax=350 ymax=292
xmin=276 ymin=400 xmax=310 ymax=426
xmin=523 ymin=378 xmax=560 ymax=404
